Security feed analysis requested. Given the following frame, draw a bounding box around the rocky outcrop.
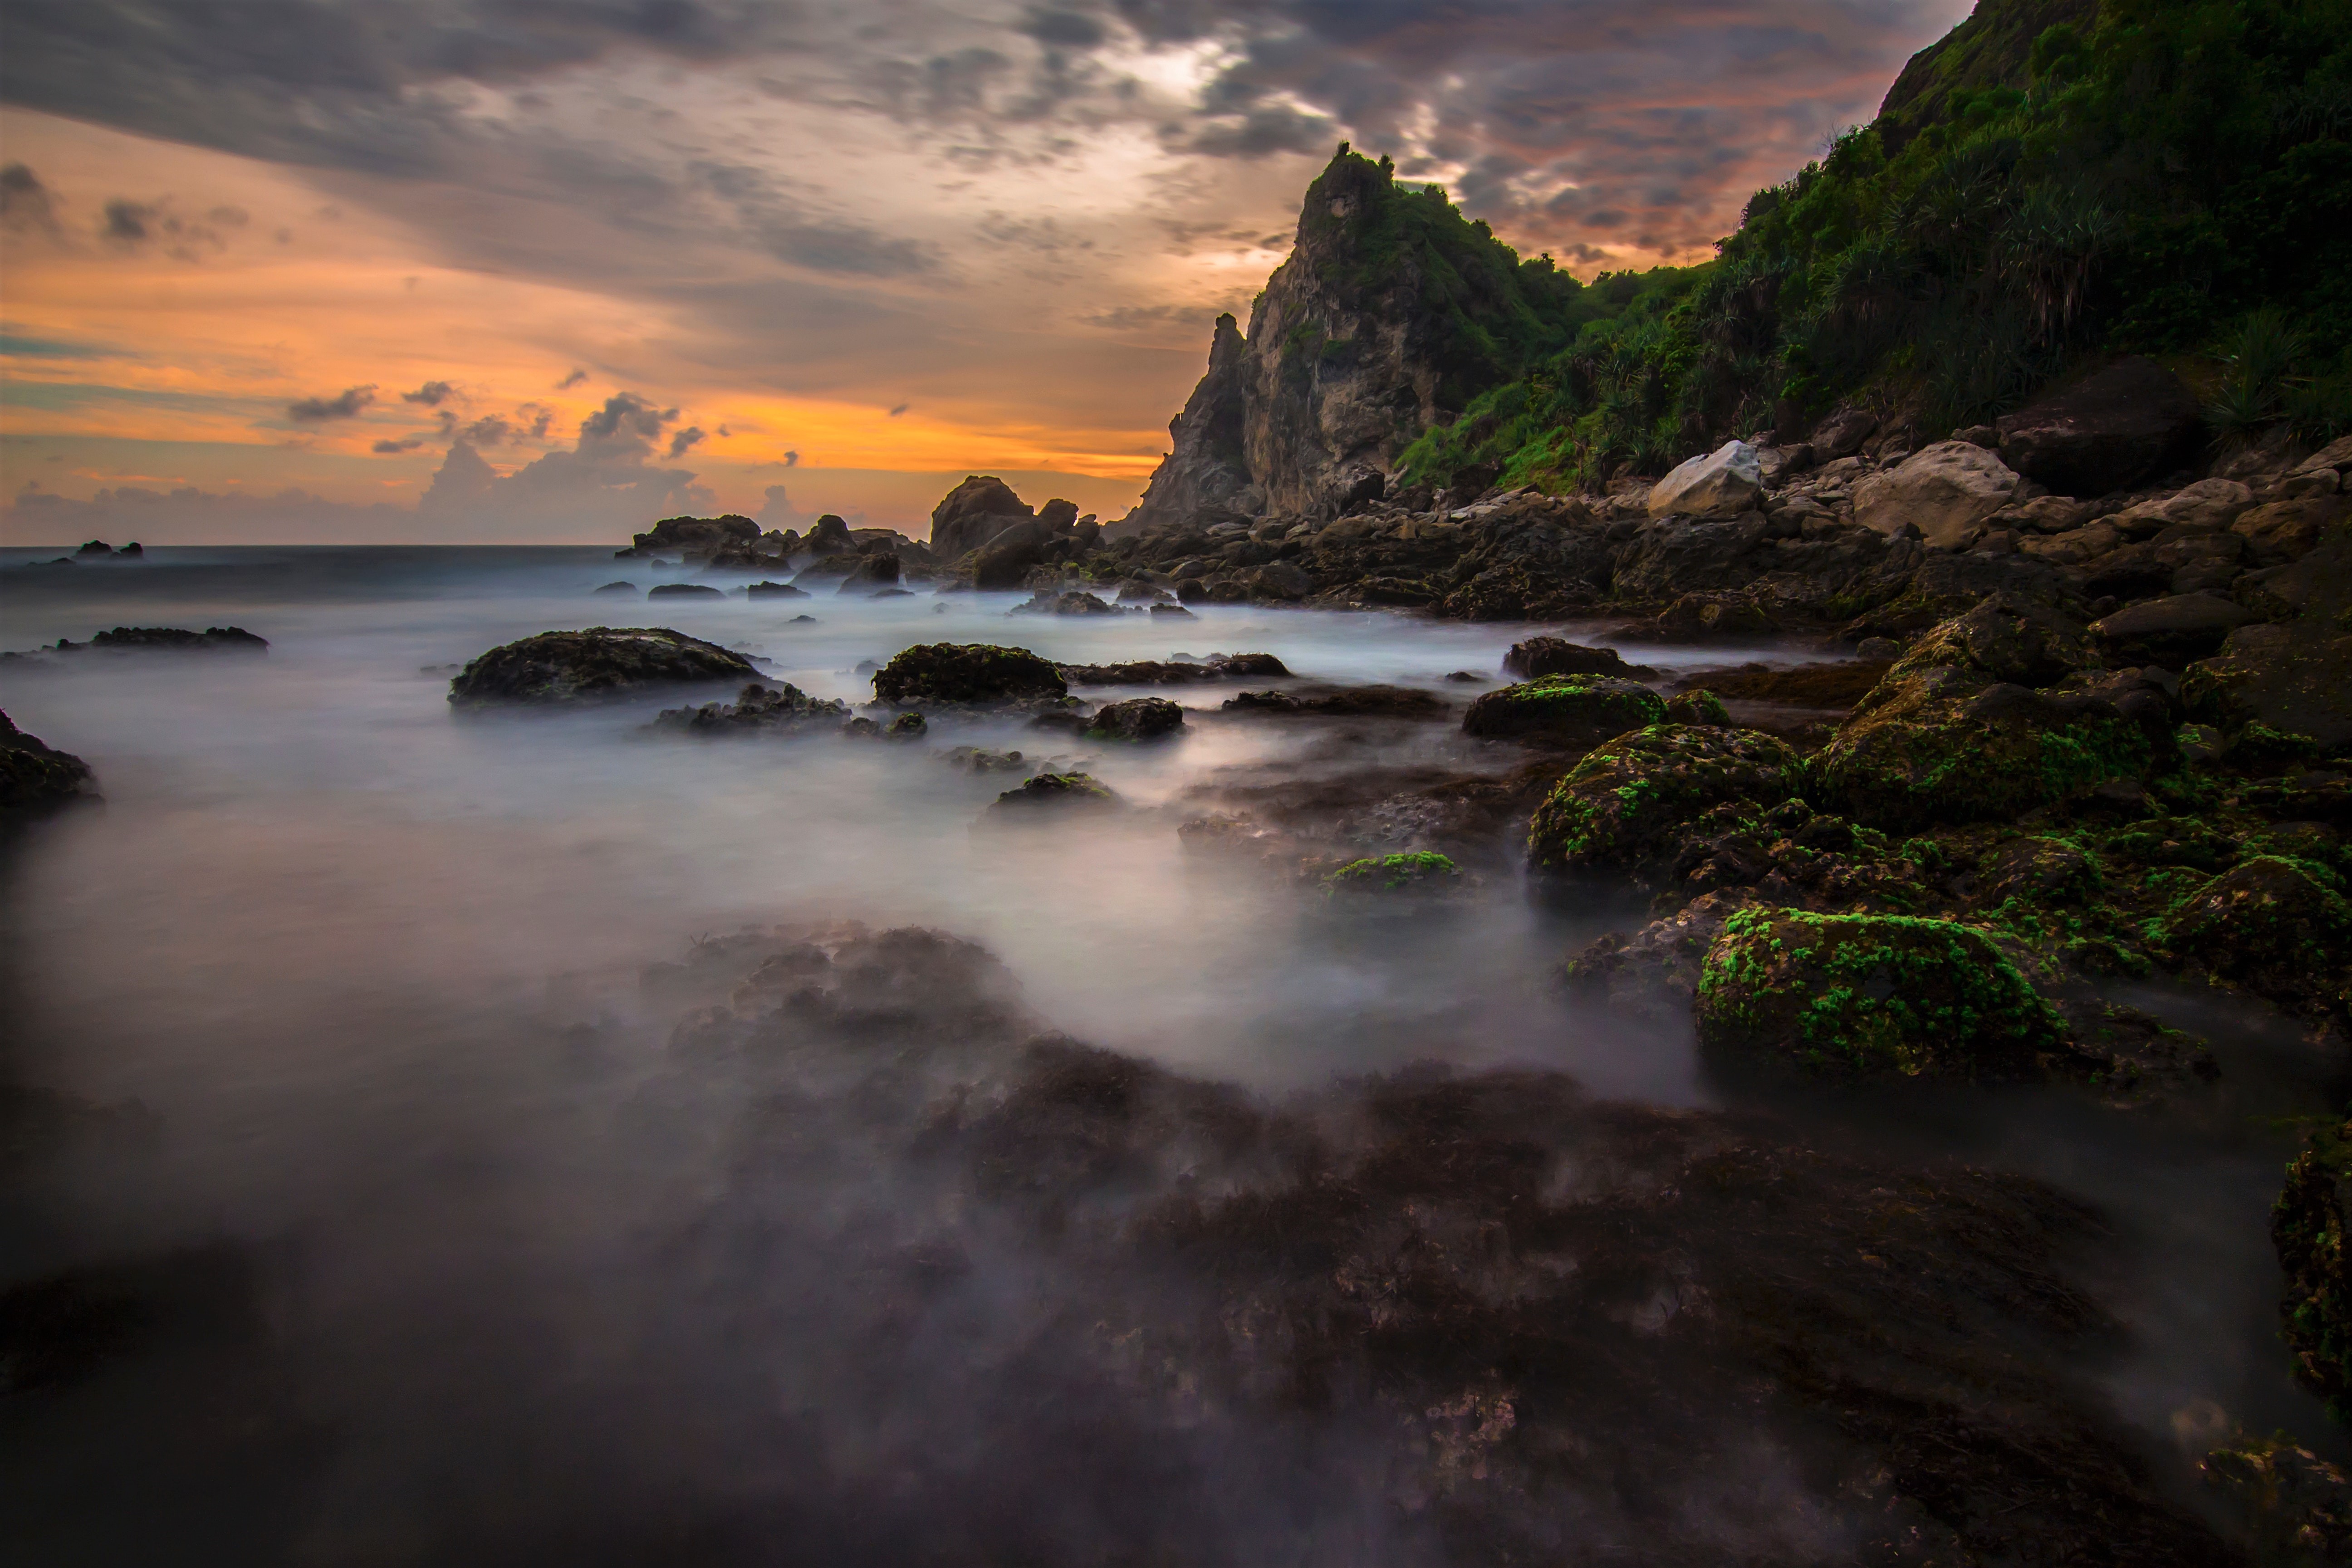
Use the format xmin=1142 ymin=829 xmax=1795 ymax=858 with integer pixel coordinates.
xmin=652 ymin=681 xmax=851 ymax=735
xmin=1994 ymin=357 xmax=2202 ymax=496
xmin=1854 ymin=441 xmax=2025 ymax=549
xmin=622 ymin=514 xmax=761 ymax=559
xmin=1460 ymin=675 xmax=1663 ymax=745
xmin=928 ymin=476 xmax=1037 ymax=560
xmin=1119 ymin=146 xmax=1583 ymax=529
xmin=448 ymin=627 xmax=757 ymax=706
xmin=870 ymin=643 xmax=1067 ymax=707
xmin=1084 ymin=697 xmax=1185 ymax=742
xmin=1647 ymin=441 xmax=1761 ymax=519
xmin=0 ymin=709 xmax=97 ymax=812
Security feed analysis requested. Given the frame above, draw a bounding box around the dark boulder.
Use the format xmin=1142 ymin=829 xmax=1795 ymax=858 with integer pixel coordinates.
xmin=1809 ymin=408 xmax=1877 ymax=460
xmin=871 ymin=643 xmax=1067 ymax=706
xmin=1085 ymin=697 xmax=1185 ymax=742
xmin=1995 ymin=357 xmax=2201 ymax=496
xmin=1886 ymin=593 xmax=2092 ymax=687
xmin=2092 ymin=592 xmax=2255 ymax=666
xmin=1011 ymin=590 xmax=1121 ymax=616
xmin=2273 ymin=1117 xmax=2352 ymax=1417
xmin=746 ymin=581 xmax=809 ymax=599
xmin=1526 ymin=725 xmax=1801 ymax=876
xmin=652 ymin=681 xmax=851 ymax=735
xmin=986 ymin=773 xmax=1121 ymax=814
xmin=929 ymin=476 xmax=1035 ymax=561
xmin=1059 ymin=653 xmax=1290 ymax=686
xmin=1502 ymin=636 xmax=1639 ymax=679
xmin=74 ymin=539 xmax=113 ymax=556
xmin=648 ymin=583 xmax=725 ymax=599
xmin=0 ymin=709 xmax=97 ymax=812
xmin=448 ymin=627 xmax=757 ymax=707
xmin=1461 ymin=674 xmax=1664 ymax=745
xmin=85 ymin=626 xmax=269 ymax=653
xmin=2165 ymin=858 xmax=2352 ymax=1021
xmin=594 ymin=581 xmax=640 ymax=596
xmin=803 ymin=514 xmax=855 ymax=555
xmin=1695 ymin=908 xmax=2075 ymax=1083
xmin=1222 ymin=685 xmax=1447 ymax=719
xmin=838 ymin=554 xmax=902 ymax=592
xmin=628 ymin=514 xmax=760 ymax=556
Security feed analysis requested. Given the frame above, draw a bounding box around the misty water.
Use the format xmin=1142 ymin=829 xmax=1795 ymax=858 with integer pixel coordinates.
xmin=3 ymin=547 xmax=2344 ymax=1563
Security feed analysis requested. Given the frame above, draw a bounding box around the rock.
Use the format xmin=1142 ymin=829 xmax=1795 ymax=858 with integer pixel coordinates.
xmin=871 ymin=643 xmax=1068 ymax=707
xmin=648 ymin=583 xmax=725 ymax=599
xmin=986 ymin=772 xmax=1121 ymax=814
xmin=594 ymin=581 xmax=641 ymax=595
xmin=1886 ymin=594 xmax=2092 ymax=687
xmin=1460 ymin=674 xmax=1665 ymax=745
xmin=929 ymin=476 xmax=1036 ymax=561
xmin=2183 ymin=601 xmax=2352 ymax=749
xmin=1647 ymin=441 xmax=1762 ymax=519
xmin=1952 ymin=424 xmax=1998 ymax=447
xmin=448 ymin=627 xmax=758 ymax=707
xmin=1322 ymin=852 xmax=1462 ymax=897
xmin=1810 ymin=408 xmax=1878 ymax=461
xmin=1661 ymin=689 xmax=1730 ymax=726
xmin=1975 ymin=835 xmax=2100 ymax=907
xmin=1501 ymin=637 xmax=1639 ymax=679
xmin=972 ymin=524 xmax=1051 ymax=590
xmin=1994 ymin=357 xmax=2202 ymax=495
xmin=838 ymin=553 xmax=901 ymax=592
xmin=1150 ymin=603 xmax=1196 ymax=618
xmin=746 ymin=580 xmax=809 ymax=598
xmin=940 ymin=745 xmax=1032 ymax=774
xmin=888 ymin=712 xmax=927 ymax=738
xmin=1526 ymin=725 xmax=1801 ymax=876
xmin=2108 ymin=478 xmax=2254 ymax=539
xmin=2201 ymin=1430 xmax=2352 ymax=1563
xmin=1853 ymin=441 xmax=2024 ymax=549
xmin=802 ymin=514 xmax=855 ymax=555
xmin=1011 ymin=589 xmax=1122 ymax=617
xmin=68 ymin=626 xmax=271 ymax=653
xmin=1810 ymin=667 xmax=2162 ymax=831
xmin=2272 ymin=1118 xmax=2352 ymax=1418
xmin=626 ymin=514 xmax=760 ymax=557
xmin=2092 ymin=592 xmax=2254 ymax=665
xmin=1695 ymin=908 xmax=2075 ymax=1083
xmin=1639 ymin=590 xmax=1782 ymax=641
xmin=652 ymin=681 xmax=852 ymax=735
xmin=1058 ymin=653 xmax=1290 ymax=686
xmin=1245 ymin=561 xmax=1316 ymax=601
xmin=2156 ymin=529 xmax=2247 ymax=594
xmin=74 ymin=539 xmax=113 ymax=555
xmin=2165 ymin=858 xmax=2352 ymax=1019
xmin=1562 ymin=891 xmax=1757 ymax=1022
xmin=0 ymin=709 xmax=98 ymax=812
xmin=1085 ymin=697 xmax=1185 ymax=742
xmin=1114 ymin=580 xmax=1174 ymax=604
xmin=2234 ymin=496 xmax=2344 ymax=565
xmin=1223 ymin=685 xmax=1448 ymax=719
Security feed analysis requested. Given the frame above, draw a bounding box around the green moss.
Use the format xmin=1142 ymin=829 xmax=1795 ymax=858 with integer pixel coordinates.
xmin=1527 ymin=725 xmax=1801 ymax=875
xmin=1460 ymin=673 xmax=1666 ymax=742
xmin=1324 ymin=852 xmax=1462 ymax=895
xmin=1696 ymin=908 xmax=2072 ymax=1083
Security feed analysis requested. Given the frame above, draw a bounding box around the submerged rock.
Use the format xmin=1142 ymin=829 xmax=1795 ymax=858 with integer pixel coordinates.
xmin=1461 ymin=674 xmax=1665 ymax=745
xmin=1526 ymin=725 xmax=1801 ymax=876
xmin=1084 ymin=697 xmax=1185 ymax=742
xmin=448 ymin=627 xmax=757 ymax=706
xmin=986 ymin=772 xmax=1120 ymax=815
xmin=1321 ymin=851 xmax=1461 ymax=896
xmin=872 ymin=643 xmax=1067 ymax=707
xmin=1695 ymin=908 xmax=2075 ymax=1083
xmin=0 ymin=709 xmax=97 ymax=812
xmin=1059 ymin=653 xmax=1290 ymax=686
xmin=652 ymin=681 xmax=852 ymax=735
xmin=1500 ymin=636 xmax=1642 ymax=680
xmin=593 ymin=581 xmax=640 ymax=596
xmin=648 ymin=583 xmax=725 ymax=600
xmin=1222 ymin=685 xmax=1447 ymax=719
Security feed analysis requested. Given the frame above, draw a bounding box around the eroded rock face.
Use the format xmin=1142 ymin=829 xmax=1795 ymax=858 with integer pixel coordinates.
xmin=0 ymin=708 xmax=97 ymax=812
xmin=1525 ymin=725 xmax=1801 ymax=876
xmin=1994 ymin=357 xmax=2202 ymax=495
xmin=1854 ymin=441 xmax=2024 ymax=549
xmin=1695 ymin=908 xmax=2075 ymax=1083
xmin=872 ymin=643 xmax=1067 ymax=707
xmin=1647 ymin=441 xmax=1761 ymax=519
xmin=1460 ymin=674 xmax=1664 ymax=744
xmin=448 ymin=627 xmax=758 ymax=707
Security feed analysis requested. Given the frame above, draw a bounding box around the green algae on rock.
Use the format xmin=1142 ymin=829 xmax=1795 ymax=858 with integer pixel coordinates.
xmin=1460 ymin=672 xmax=1665 ymax=745
xmin=872 ymin=643 xmax=1067 ymax=707
xmin=1526 ymin=725 xmax=1801 ymax=876
xmin=1809 ymin=666 xmax=2161 ymax=832
xmin=987 ymin=772 xmax=1119 ymax=815
xmin=1695 ymin=908 xmax=2073 ymax=1083
xmin=2164 ymin=857 xmax=2352 ymax=1020
xmin=1323 ymin=851 xmax=1461 ymax=895
xmin=2274 ymin=1116 xmax=2352 ymax=1421
xmin=1661 ymin=687 xmax=1730 ymax=727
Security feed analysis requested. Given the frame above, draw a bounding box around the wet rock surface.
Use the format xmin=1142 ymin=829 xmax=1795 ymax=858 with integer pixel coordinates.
xmin=0 ymin=708 xmax=97 ymax=813
xmin=872 ymin=642 xmax=1068 ymax=708
xmin=447 ymin=627 xmax=759 ymax=706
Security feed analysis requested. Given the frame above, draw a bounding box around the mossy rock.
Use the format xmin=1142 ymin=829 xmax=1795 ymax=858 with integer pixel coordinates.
xmin=447 ymin=626 xmax=758 ymax=706
xmin=1976 ymin=835 xmax=2102 ymax=906
xmin=1323 ymin=852 xmax=1461 ymax=895
xmin=872 ymin=642 xmax=1067 ymax=706
xmin=1695 ymin=908 xmax=2074 ymax=1083
xmin=0 ymin=709 xmax=96 ymax=812
xmin=1526 ymin=725 xmax=1802 ymax=876
xmin=1085 ymin=696 xmax=1185 ymax=742
xmin=1809 ymin=666 xmax=2160 ymax=832
xmin=2165 ymin=857 xmax=2352 ymax=1014
xmin=987 ymin=772 xmax=1120 ymax=813
xmin=2100 ymin=815 xmax=2240 ymax=872
xmin=1662 ymin=688 xmax=1730 ymax=726
xmin=1882 ymin=593 xmax=2092 ymax=689
xmin=2274 ymin=1116 xmax=2352 ymax=1420
xmin=1461 ymin=673 xmax=1665 ymax=744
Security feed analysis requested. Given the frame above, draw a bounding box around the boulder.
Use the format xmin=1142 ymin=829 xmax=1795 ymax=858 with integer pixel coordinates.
xmin=1223 ymin=685 xmax=1448 ymax=719
xmin=652 ymin=681 xmax=851 ymax=735
xmin=2273 ymin=1116 xmax=2352 ymax=1414
xmin=628 ymin=514 xmax=760 ymax=556
xmin=1245 ymin=561 xmax=1316 ymax=601
xmin=594 ymin=581 xmax=640 ymax=596
xmin=973 ymin=522 xmax=1050 ymax=590
xmin=871 ymin=643 xmax=1067 ymax=707
xmin=1853 ymin=441 xmax=2024 ymax=549
xmin=1695 ymin=909 xmax=2073 ymax=1083
xmin=928 ymin=476 xmax=1036 ymax=560
xmin=2108 ymin=478 xmax=2254 ymax=539
xmin=1661 ymin=689 xmax=1730 ymax=726
xmin=1085 ymin=697 xmax=1185 ymax=742
xmin=0 ymin=708 xmax=97 ymax=812
xmin=448 ymin=627 xmax=758 ymax=706
xmin=1323 ymin=852 xmax=1462 ymax=897
xmin=2166 ymin=858 xmax=2352 ymax=1020
xmin=1886 ymin=594 xmax=2092 ymax=688
xmin=2233 ymin=496 xmax=2343 ymax=565
xmin=1648 ymin=441 xmax=1763 ymax=519
xmin=838 ymin=553 xmax=901 ymax=592
xmin=74 ymin=539 xmax=112 ymax=556
xmin=1525 ymin=725 xmax=1801 ymax=875
xmin=802 ymin=514 xmax=855 ymax=556
xmin=1460 ymin=674 xmax=1665 ymax=745
xmin=74 ymin=625 xmax=271 ymax=653
xmin=746 ymin=580 xmax=809 ymax=599
xmin=1810 ymin=667 xmax=2162 ymax=831
xmin=1810 ymin=408 xmax=1878 ymax=461
xmin=648 ymin=583 xmax=725 ymax=599
xmin=2092 ymin=592 xmax=2255 ymax=665
xmin=1011 ymin=590 xmax=1121 ymax=617
xmin=1501 ymin=637 xmax=1639 ymax=679
xmin=1994 ymin=357 xmax=2202 ymax=495
xmin=1609 ymin=514 xmax=1770 ymax=601
xmin=986 ymin=772 xmax=1120 ymax=815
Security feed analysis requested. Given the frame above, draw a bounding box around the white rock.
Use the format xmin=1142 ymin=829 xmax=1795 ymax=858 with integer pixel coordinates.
xmin=2110 ymin=477 xmax=2254 ymax=537
xmin=1853 ymin=441 xmax=2025 ymax=550
xmin=1648 ymin=441 xmax=1762 ymax=519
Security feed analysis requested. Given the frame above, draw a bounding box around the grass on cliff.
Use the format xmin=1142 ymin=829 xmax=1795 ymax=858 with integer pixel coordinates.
xmin=1396 ymin=0 xmax=2352 ymax=494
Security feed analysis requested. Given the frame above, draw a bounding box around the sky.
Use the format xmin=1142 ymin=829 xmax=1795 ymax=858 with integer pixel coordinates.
xmin=0 ymin=0 xmax=1971 ymax=545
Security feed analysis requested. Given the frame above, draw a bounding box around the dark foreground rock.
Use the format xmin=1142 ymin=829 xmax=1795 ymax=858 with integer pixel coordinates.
xmin=1084 ymin=697 xmax=1184 ymax=742
xmin=1994 ymin=356 xmax=2202 ymax=496
xmin=0 ymin=709 xmax=96 ymax=812
xmin=872 ymin=643 xmax=1067 ymax=707
xmin=652 ymin=682 xmax=852 ymax=735
xmin=1222 ymin=685 xmax=1448 ymax=720
xmin=985 ymin=772 xmax=1119 ymax=815
xmin=1461 ymin=675 xmax=1664 ymax=744
xmin=2274 ymin=1117 xmax=2352 ymax=1420
xmin=447 ymin=627 xmax=758 ymax=707
xmin=1058 ymin=652 xmax=1290 ymax=685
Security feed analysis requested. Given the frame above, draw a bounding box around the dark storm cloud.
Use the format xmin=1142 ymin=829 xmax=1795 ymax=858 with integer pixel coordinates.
xmin=695 ymin=162 xmax=940 ymax=278
xmin=288 ymin=385 xmax=377 ymax=421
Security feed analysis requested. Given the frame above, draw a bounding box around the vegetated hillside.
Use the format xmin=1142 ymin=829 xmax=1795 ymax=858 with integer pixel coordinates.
xmin=1396 ymin=0 xmax=2352 ymax=496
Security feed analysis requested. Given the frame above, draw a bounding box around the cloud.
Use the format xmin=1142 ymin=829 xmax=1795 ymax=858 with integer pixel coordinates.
xmin=101 ymin=198 xmax=155 ymax=245
xmin=1190 ymin=104 xmax=1339 ymax=158
xmin=888 ymin=402 xmax=910 ymax=417
xmin=372 ymin=435 xmax=428 ymax=453
xmin=556 ymin=368 xmax=589 ymax=390
xmin=402 ymin=380 xmax=456 ymax=405
xmin=1 ymin=162 xmax=61 ymax=234
xmin=461 ymin=415 xmax=512 ymax=445
xmin=782 ymin=450 xmax=800 ymax=467
xmin=667 ymin=426 xmax=706 ymax=457
xmin=287 ymin=384 xmax=377 ymax=421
